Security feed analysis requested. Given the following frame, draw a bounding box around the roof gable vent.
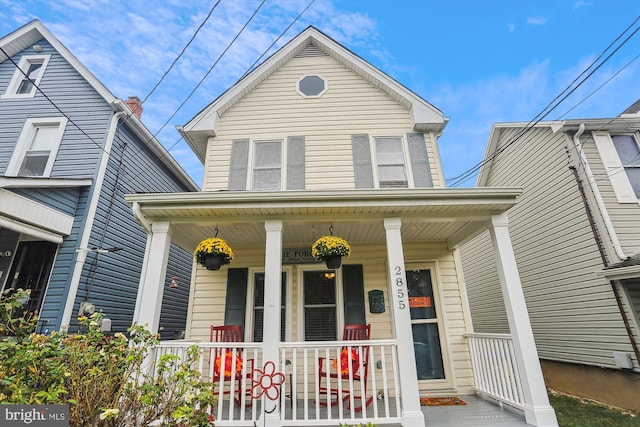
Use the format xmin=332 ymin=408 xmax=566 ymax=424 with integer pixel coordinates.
xmin=295 ymin=42 xmax=327 ymax=58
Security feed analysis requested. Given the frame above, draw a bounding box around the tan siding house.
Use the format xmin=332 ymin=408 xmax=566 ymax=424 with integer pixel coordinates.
xmin=127 ymin=27 xmax=556 ymax=426
xmin=460 ymin=110 xmax=640 ymax=412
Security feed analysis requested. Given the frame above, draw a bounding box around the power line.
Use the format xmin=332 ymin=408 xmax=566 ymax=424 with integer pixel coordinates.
xmin=446 ymin=16 xmax=640 ymax=187
xmin=140 ymin=0 xmax=221 ymax=106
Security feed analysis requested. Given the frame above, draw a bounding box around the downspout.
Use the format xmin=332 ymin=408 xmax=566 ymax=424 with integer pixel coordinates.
xmin=570 ymin=123 xmax=640 ymax=366
xmin=60 ymin=111 xmax=125 ymax=328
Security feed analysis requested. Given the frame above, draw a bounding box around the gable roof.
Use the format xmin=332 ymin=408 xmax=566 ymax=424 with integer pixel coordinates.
xmin=0 ymin=20 xmax=198 ymax=191
xmin=178 ymin=26 xmax=448 ymax=162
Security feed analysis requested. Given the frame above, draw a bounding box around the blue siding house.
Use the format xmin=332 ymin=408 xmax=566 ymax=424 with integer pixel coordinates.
xmin=0 ymin=20 xmax=199 ymax=338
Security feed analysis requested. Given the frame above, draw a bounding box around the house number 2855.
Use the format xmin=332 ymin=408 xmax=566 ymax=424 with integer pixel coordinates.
xmin=394 ymin=266 xmax=407 ymax=310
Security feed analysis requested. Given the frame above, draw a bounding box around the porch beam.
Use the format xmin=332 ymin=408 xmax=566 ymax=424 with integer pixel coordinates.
xmin=262 ymin=219 xmax=283 ymax=427
xmin=383 ymin=217 xmax=425 ymax=426
xmin=132 ymin=221 xmax=172 ymax=333
xmin=489 ymin=213 xmax=558 ymax=427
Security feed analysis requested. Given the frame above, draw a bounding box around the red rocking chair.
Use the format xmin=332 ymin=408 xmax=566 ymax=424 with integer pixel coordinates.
xmin=318 ymin=324 xmax=373 ymax=411
xmin=210 ymin=325 xmax=252 ymax=405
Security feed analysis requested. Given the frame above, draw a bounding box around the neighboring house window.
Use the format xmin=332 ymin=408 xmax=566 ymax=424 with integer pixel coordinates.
xmin=2 ymin=55 xmax=51 ymax=98
xmin=352 ymin=133 xmax=433 ymax=189
xmin=593 ymin=132 xmax=640 ymax=203
xmin=611 ymin=135 xmax=640 ymax=198
xmin=6 ymin=117 xmax=67 ymax=177
xmin=228 ymin=137 xmax=305 ymax=191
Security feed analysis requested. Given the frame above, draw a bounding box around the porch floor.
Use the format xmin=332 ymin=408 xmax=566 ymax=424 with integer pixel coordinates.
xmin=211 ymin=394 xmax=530 ymax=426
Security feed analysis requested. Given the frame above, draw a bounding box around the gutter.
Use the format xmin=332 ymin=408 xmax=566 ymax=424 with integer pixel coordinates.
xmin=572 ymin=123 xmax=627 ymax=261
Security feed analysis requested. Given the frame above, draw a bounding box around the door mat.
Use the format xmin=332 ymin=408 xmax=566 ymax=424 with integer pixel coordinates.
xmin=420 ymin=397 xmax=466 ymax=406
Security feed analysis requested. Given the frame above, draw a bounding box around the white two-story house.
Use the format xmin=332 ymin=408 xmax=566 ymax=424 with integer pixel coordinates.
xmin=126 ymin=26 xmax=557 ymax=427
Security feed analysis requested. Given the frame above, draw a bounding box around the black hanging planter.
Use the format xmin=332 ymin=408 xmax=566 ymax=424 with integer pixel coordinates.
xmin=324 ymin=255 xmax=342 ymax=269
xmin=204 ymin=254 xmax=225 ymax=271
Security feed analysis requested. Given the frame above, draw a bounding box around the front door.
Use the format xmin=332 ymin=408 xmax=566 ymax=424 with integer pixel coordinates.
xmin=407 ymin=268 xmax=445 ymax=380
xmin=4 ymin=241 xmax=57 ymax=315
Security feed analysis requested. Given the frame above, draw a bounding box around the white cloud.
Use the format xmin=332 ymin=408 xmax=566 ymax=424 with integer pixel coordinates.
xmin=527 ymin=17 xmax=547 ymax=25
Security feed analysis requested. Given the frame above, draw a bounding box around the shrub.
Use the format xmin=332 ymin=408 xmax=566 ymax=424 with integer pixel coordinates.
xmin=0 ymin=288 xmax=214 ymax=426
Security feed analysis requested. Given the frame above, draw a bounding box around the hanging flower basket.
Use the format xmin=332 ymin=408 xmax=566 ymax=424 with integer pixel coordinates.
xmin=214 ymin=350 xmax=243 ymax=377
xmin=311 ymin=235 xmax=351 ymax=269
xmin=194 ymin=237 xmax=233 ymax=270
xmin=332 ymin=348 xmax=360 ymax=375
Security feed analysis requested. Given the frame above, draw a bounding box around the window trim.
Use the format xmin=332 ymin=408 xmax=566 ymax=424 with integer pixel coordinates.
xmin=2 ymin=54 xmax=51 ymax=99
xmin=593 ymin=131 xmax=640 ymax=204
xmin=248 ymin=138 xmax=286 ymax=191
xmin=371 ymin=135 xmax=414 ymax=189
xmin=6 ymin=117 xmax=68 ymax=177
xmin=296 ymin=74 xmax=328 ymax=98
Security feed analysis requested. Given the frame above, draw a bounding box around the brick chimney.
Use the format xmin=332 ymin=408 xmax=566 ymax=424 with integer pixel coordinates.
xmin=125 ymin=96 xmax=143 ymax=118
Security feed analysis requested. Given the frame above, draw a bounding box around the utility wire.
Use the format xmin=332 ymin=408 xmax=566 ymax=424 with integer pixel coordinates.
xmin=446 ymin=16 xmax=640 ymax=187
xmin=140 ymin=0 xmax=221 ymax=106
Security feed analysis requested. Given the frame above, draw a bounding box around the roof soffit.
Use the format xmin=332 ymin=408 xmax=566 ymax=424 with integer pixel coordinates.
xmin=180 ymin=27 xmax=446 ymax=158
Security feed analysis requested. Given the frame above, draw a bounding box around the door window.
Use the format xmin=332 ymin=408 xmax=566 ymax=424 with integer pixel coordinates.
xmin=407 ymin=269 xmax=445 ymax=380
xmin=252 ymin=272 xmax=286 ymax=341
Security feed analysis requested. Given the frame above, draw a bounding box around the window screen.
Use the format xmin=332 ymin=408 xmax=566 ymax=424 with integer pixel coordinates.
xmin=612 ymin=135 xmax=640 ymax=198
xmin=375 ymin=137 xmax=408 ymax=188
xmin=252 ymin=140 xmax=282 ymax=190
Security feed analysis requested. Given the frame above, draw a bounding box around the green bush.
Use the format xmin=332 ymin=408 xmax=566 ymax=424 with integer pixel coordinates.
xmin=0 ymin=288 xmax=214 ymax=426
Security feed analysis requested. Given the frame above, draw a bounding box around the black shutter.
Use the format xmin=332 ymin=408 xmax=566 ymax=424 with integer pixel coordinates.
xmin=342 ymin=264 xmax=366 ymax=325
xmin=224 ymin=268 xmax=248 ymax=331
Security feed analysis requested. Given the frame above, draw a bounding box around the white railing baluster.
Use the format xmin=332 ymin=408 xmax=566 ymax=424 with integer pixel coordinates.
xmin=465 ymin=333 xmax=525 ymax=411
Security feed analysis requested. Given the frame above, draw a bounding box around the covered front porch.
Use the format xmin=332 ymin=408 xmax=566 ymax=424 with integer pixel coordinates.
xmin=125 ymin=189 xmax=557 ymax=427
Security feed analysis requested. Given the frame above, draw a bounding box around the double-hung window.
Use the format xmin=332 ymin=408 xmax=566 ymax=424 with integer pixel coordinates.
xmin=228 ymin=137 xmax=305 ymax=191
xmin=252 ymin=140 xmax=283 ymax=190
xmin=3 ymin=55 xmax=50 ymax=98
xmin=593 ymin=131 xmax=640 ymax=203
xmin=7 ymin=117 xmax=67 ymax=177
xmin=374 ymin=137 xmax=409 ymax=188
xmin=611 ymin=134 xmax=640 ymax=199
xmin=352 ymin=133 xmax=433 ymax=189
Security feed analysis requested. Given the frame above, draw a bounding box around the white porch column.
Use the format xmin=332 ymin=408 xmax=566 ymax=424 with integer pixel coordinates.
xmin=489 ymin=213 xmax=558 ymax=427
xmin=132 ymin=221 xmax=171 ymax=334
xmin=262 ymin=219 xmax=283 ymax=427
xmin=383 ymin=217 xmax=425 ymax=426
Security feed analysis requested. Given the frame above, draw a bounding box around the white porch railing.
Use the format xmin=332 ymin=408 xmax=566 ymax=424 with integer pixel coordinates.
xmin=465 ymin=333 xmax=524 ymax=410
xmin=151 ymin=339 xmax=401 ymax=426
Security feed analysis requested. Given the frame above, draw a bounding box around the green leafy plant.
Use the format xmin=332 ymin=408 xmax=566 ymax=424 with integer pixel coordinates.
xmin=0 ymin=289 xmax=214 ymax=426
xmin=194 ymin=237 xmax=234 ymax=267
xmin=339 ymin=423 xmax=377 ymax=427
xmin=311 ymin=235 xmax=351 ymax=260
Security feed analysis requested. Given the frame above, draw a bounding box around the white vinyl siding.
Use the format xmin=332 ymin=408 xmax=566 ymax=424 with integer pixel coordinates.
xmin=6 ymin=117 xmax=67 ymax=177
xmin=2 ymin=55 xmax=51 ymax=98
xmin=203 ymin=54 xmax=443 ymax=191
xmin=461 ymin=126 xmax=636 ymax=369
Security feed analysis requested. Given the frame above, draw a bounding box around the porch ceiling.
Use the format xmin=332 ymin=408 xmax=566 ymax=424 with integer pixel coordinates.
xmin=125 ymin=188 xmax=521 ymax=251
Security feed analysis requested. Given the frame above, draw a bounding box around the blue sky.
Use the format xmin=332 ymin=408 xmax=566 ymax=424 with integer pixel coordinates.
xmin=1 ymin=0 xmax=639 ymax=186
